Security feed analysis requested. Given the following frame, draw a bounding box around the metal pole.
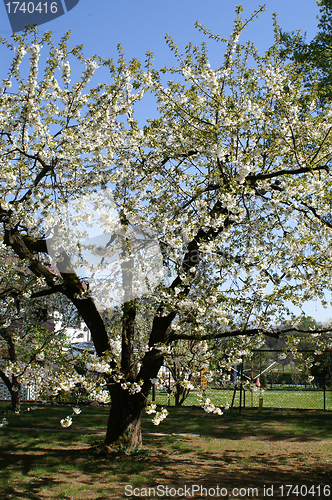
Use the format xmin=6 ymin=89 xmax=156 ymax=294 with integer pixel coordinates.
xmin=243 ymin=377 xmax=246 ymax=408
xmin=324 ymin=376 xmax=326 ymax=411
xmin=251 ymin=357 xmax=254 ymax=408
xmin=229 ymin=386 xmax=237 ymax=419
xmin=239 ymin=357 xmax=244 ymax=414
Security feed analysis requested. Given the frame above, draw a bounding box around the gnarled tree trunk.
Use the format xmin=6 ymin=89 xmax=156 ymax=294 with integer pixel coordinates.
xmin=0 ymin=372 xmax=21 ymax=413
xmin=104 ymin=338 xmax=168 ymax=448
xmin=10 ymin=382 xmax=21 ymax=413
xmin=105 ymin=385 xmax=146 ymax=448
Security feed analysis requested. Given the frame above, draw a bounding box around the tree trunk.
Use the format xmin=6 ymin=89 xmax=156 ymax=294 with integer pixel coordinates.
xmin=121 ymin=299 xmax=136 ymax=378
xmin=174 ymin=382 xmax=181 ymax=406
xmin=105 ymin=384 xmax=145 ymax=448
xmin=10 ymin=385 xmax=21 ymax=413
xmin=10 ymin=375 xmax=21 ymax=412
xmin=0 ymin=372 xmax=21 ymax=412
xmin=174 ymin=382 xmax=189 ymax=406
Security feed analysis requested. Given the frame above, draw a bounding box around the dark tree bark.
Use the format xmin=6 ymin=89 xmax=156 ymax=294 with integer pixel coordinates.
xmin=0 ymin=371 xmax=21 ymax=412
xmin=10 ymin=377 xmax=21 ymax=413
xmin=105 ymin=384 xmax=145 ymax=447
xmin=0 ymin=325 xmax=22 ymax=412
xmin=121 ymin=300 xmax=136 ymax=379
xmin=174 ymin=382 xmax=190 ymax=406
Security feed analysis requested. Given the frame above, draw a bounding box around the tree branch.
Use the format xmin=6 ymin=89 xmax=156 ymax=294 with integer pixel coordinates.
xmin=170 ymin=325 xmax=332 ymax=342
xmin=246 ymin=164 xmax=329 ymax=183
xmin=31 ymin=286 xmax=63 ymax=298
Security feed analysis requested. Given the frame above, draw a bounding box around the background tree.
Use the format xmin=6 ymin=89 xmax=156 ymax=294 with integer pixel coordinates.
xmin=2 ymin=8 xmax=332 ymax=448
xmin=0 ymin=247 xmax=115 ymax=412
xmin=280 ymin=0 xmax=332 ymax=100
xmin=160 ymin=340 xmax=210 ymax=406
xmin=0 ymin=245 xmax=66 ymax=411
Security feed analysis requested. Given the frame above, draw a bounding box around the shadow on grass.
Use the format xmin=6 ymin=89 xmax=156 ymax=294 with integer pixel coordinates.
xmin=0 ymin=403 xmax=110 ymax=431
xmin=2 ymin=404 xmax=332 ymax=440
xmin=2 ymin=438 xmax=331 ymax=499
xmin=0 ymin=429 xmax=154 ymax=499
xmin=142 ymin=406 xmax=332 ymax=441
xmin=1 ymin=407 xmax=332 ymax=499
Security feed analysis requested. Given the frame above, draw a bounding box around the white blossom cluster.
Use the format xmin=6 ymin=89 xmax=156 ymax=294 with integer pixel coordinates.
xmin=145 ymin=403 xmax=169 ymax=425
xmin=60 ymin=406 xmax=81 ymax=428
xmin=0 ymin=418 xmax=9 ymax=428
xmin=197 ymin=392 xmax=224 ymax=415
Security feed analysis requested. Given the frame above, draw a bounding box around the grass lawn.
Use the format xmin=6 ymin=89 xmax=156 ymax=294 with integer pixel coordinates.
xmin=1 ymin=403 xmax=332 ymax=499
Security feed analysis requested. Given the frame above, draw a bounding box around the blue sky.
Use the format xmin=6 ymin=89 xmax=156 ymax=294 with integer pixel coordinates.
xmin=0 ymin=1 xmax=320 ymax=63
xmin=1 ymin=0 xmax=331 ymax=323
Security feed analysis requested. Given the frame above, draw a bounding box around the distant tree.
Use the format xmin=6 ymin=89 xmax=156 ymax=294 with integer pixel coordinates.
xmin=280 ymin=0 xmax=332 ymax=100
xmin=0 ymin=246 xmax=66 ymax=411
xmin=310 ymin=351 xmax=332 ymax=386
xmin=162 ymin=340 xmax=210 ymax=406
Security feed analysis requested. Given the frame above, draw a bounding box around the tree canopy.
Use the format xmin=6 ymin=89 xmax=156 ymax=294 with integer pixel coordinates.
xmin=1 ymin=7 xmax=332 ymax=447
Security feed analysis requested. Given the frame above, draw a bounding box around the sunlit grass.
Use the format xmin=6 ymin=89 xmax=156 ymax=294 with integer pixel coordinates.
xmin=151 ymin=387 xmax=332 ymax=410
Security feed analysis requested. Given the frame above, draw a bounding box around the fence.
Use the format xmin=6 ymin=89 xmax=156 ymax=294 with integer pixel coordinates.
xmin=152 ymin=349 xmax=332 ymax=411
xmin=151 ymin=387 xmax=332 ymax=410
xmin=0 ymin=380 xmax=37 ymax=402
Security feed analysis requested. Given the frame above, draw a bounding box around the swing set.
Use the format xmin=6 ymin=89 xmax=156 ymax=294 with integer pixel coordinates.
xmin=228 ymin=358 xmax=277 ymax=419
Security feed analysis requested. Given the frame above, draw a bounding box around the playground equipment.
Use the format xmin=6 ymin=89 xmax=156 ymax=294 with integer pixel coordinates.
xmin=228 ymin=358 xmax=278 ymax=418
